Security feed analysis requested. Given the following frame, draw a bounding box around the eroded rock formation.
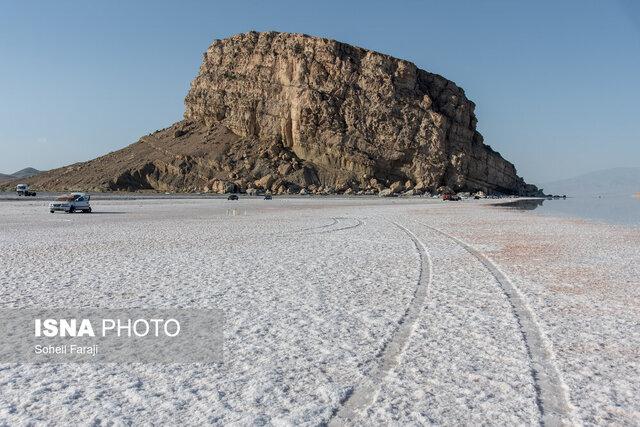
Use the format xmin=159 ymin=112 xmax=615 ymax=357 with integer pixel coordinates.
xmin=10 ymin=32 xmax=541 ymax=196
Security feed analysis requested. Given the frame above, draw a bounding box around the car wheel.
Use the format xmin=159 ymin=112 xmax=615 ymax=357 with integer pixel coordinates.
xmin=87 ymin=208 xmax=92 ymax=213
xmin=50 ymin=210 xmax=54 ymax=214
xmin=68 ymin=207 xmax=74 ymax=213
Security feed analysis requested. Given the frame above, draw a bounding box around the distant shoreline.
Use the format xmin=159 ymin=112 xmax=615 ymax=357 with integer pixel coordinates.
xmin=2 ymin=190 xmax=635 ymax=227
xmin=0 ymin=191 xmax=536 ymax=202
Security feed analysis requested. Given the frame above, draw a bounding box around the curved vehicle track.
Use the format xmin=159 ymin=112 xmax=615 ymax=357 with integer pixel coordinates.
xmin=251 ymin=216 xmax=363 ymax=240
xmin=296 ymin=217 xmax=364 ymax=235
xmin=328 ymin=220 xmax=432 ymax=426
xmin=296 ymin=217 xmax=339 ymax=233
xmin=317 ymin=217 xmax=363 ymax=234
xmin=414 ymin=220 xmax=577 ymax=426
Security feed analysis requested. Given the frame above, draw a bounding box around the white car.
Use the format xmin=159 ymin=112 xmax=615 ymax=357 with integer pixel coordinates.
xmin=16 ymin=184 xmax=36 ymax=196
xmin=49 ymin=193 xmax=92 ymax=213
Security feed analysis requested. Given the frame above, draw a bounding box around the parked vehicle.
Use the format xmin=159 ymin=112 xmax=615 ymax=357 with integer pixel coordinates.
xmin=442 ymin=193 xmax=461 ymax=201
xmin=227 ymin=194 xmax=239 ymax=200
xmin=16 ymin=184 xmax=36 ymax=196
xmin=49 ymin=193 xmax=92 ymax=213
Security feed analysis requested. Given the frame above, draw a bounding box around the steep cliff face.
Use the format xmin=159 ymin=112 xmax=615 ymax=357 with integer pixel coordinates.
xmin=184 ymin=31 xmax=539 ymax=195
xmin=8 ymin=32 xmax=540 ymax=195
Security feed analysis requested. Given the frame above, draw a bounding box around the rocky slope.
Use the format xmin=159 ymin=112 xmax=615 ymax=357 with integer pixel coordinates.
xmin=6 ymin=32 xmax=540 ymax=196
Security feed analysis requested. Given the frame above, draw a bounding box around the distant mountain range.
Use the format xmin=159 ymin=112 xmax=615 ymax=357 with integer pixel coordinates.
xmin=0 ymin=167 xmax=43 ymax=182
xmin=542 ymin=167 xmax=640 ymax=196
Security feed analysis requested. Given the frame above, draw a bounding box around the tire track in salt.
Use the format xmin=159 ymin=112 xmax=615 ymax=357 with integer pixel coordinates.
xmin=317 ymin=218 xmax=363 ymax=234
xmin=234 ymin=217 xmax=338 ymax=239
xmin=242 ymin=217 xmax=362 ymax=243
xmin=328 ymin=220 xmax=432 ymax=426
xmin=297 ymin=217 xmax=339 ymax=233
xmin=296 ymin=217 xmax=363 ymax=235
xmin=414 ymin=220 xmax=577 ymax=426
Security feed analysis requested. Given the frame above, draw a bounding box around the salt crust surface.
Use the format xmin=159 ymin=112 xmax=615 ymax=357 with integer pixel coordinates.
xmin=0 ymin=197 xmax=637 ymax=425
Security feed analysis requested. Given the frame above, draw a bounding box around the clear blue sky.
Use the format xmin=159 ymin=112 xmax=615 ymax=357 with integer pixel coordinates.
xmin=1 ymin=0 xmax=638 ymax=184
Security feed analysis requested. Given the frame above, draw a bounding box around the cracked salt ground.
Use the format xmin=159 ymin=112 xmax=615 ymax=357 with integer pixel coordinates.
xmin=415 ymin=207 xmax=640 ymax=425
xmin=361 ymin=220 xmax=540 ymax=425
xmin=1 ymin=197 xmax=639 ymax=424
xmin=329 ymin=221 xmax=433 ymax=425
xmin=0 ymin=199 xmax=417 ymax=424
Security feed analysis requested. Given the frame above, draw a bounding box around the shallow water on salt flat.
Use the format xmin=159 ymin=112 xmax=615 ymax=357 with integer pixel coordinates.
xmin=498 ymin=194 xmax=640 ymax=226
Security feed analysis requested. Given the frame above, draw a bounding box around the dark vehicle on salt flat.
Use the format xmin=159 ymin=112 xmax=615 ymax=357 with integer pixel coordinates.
xmin=442 ymin=193 xmax=461 ymax=201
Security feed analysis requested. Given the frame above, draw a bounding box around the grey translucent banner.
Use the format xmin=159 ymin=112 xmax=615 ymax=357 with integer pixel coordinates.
xmin=0 ymin=309 xmax=223 ymax=363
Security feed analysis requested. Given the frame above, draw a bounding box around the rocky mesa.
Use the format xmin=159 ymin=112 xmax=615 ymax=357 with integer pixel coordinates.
xmin=11 ymin=31 xmax=541 ymax=196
